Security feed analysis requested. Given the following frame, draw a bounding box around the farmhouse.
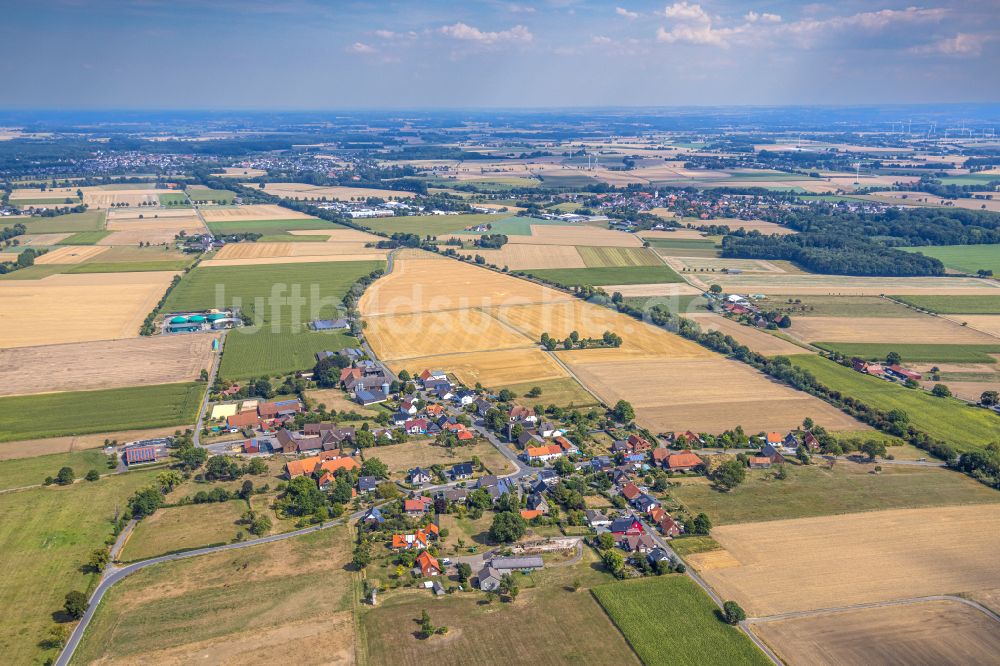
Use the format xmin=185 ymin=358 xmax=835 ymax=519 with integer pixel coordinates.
xmin=122 ymin=443 xmax=160 ymax=466
xmin=509 ymin=405 xmax=537 ymax=423
xmin=489 ymin=556 xmax=544 ymax=573
xmin=664 ymin=451 xmax=703 ymax=472
xmin=258 ymin=399 xmax=303 ymax=419
xmin=477 ymin=565 xmax=503 ymax=591
xmin=415 ymin=551 xmax=441 ymax=577
xmin=285 ymin=454 xmax=359 ymax=478
xmin=887 ymin=364 xmax=923 ymax=382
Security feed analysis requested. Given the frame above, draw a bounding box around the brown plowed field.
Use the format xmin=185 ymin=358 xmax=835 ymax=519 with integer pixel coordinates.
xmin=753 ymin=600 xmax=1000 ymax=666
xmin=691 ymin=504 xmax=1000 ymax=616
xmin=789 ymin=315 xmax=997 ymax=344
xmin=0 ymin=335 xmax=219 ymax=396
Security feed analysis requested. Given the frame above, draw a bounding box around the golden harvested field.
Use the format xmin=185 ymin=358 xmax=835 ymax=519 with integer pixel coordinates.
xmin=666 ymin=256 xmax=785 ymax=273
xmin=0 ymin=334 xmax=219 ymax=397
xmin=578 ymin=246 xmax=661 ymax=267
xmin=494 ymin=300 xmax=710 ymax=361
xmin=212 ymin=167 xmax=267 ymax=177
xmin=81 ymin=187 xmax=172 ymax=208
xmin=213 ymin=241 xmax=383 ymax=260
xmin=788 ymin=316 xmax=997 ymax=344
xmin=458 ymin=244 xmax=585 ymax=269
xmin=200 ymin=204 xmax=316 ymax=222
xmin=598 ymin=282 xmax=704 ymax=297
xmin=287 ymin=228 xmax=384 ymax=243
xmin=32 ymin=245 xmax=108 ymax=264
xmin=200 ymin=253 xmax=385 ymax=267
xmin=359 ymin=251 xmax=573 ymax=316
xmin=752 ymin=600 xmax=1000 ymax=666
xmin=692 ymin=504 xmax=1000 ymax=616
xmin=10 ymin=187 xmax=79 ymax=200
xmin=710 ymin=219 xmax=796 ymax=235
xmin=366 ymin=309 xmax=533 ymax=360
xmin=506 ymin=225 xmax=642 ymax=247
xmin=385 ymin=348 xmax=570 ymax=389
xmin=567 ymin=357 xmax=861 ymax=433
xmin=639 ymin=229 xmax=713 ymax=240
xmin=690 ymin=272 xmax=1000 ymax=295
xmin=252 ymin=182 xmax=403 ymax=200
xmin=0 ymin=271 xmax=175 ymax=348
xmin=944 ymin=314 xmax=1000 ymax=338
xmin=687 ymin=313 xmax=808 ymax=356
xmin=19 ymin=233 xmax=72 ymax=246
xmin=105 ymin=212 xmax=203 ymax=245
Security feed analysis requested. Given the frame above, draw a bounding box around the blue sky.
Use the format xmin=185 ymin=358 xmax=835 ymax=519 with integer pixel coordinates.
xmin=2 ymin=0 xmax=998 ymax=108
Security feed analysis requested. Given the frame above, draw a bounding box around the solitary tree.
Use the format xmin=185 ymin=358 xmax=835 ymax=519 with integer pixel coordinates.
xmin=931 ymin=384 xmax=952 ymax=398
xmin=886 ymin=351 xmax=902 ymax=366
xmin=860 ymin=439 xmax=887 ymax=461
xmin=722 ymin=600 xmax=747 ymax=624
xmin=64 ymin=591 xmax=88 ymax=619
xmin=55 ymin=466 xmax=75 ymax=486
xmin=981 ymin=390 xmax=999 ymax=406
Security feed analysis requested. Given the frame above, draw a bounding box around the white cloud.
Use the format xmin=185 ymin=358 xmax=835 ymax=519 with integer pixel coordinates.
xmin=656 ymin=23 xmax=730 ymax=46
xmin=616 ymin=6 xmax=638 ymax=19
xmin=505 ymin=3 xmax=536 ymax=13
xmin=912 ymin=32 xmax=993 ymax=56
xmin=592 ymin=35 xmax=613 ymax=44
xmin=439 ymin=22 xmax=533 ymax=44
xmin=346 ymin=42 xmax=377 ymax=54
xmin=744 ymin=11 xmax=781 ymax=23
xmin=374 ymin=29 xmax=396 ymax=39
xmin=662 ymin=2 xmax=710 ymax=22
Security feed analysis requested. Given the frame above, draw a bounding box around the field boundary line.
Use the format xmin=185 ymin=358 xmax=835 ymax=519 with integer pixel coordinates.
xmin=744 ymin=594 xmax=1000 ymax=626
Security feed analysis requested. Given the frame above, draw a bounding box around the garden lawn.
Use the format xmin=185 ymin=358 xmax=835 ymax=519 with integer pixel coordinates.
xmin=523 ymin=265 xmax=683 ymax=287
xmin=813 ymin=342 xmax=1000 ymax=364
xmin=592 ymin=576 xmax=770 ymax=666
xmin=900 ymin=244 xmax=1000 ymax=275
xmin=0 ymin=468 xmax=159 ymax=664
xmin=219 ymin=329 xmax=357 ymax=380
xmin=789 ymin=354 xmax=1000 ymax=453
xmin=895 ymin=295 xmax=1000 ymax=314
xmin=0 ymin=383 xmax=204 ymax=442
xmin=0 ymin=449 xmax=111 ymax=491
xmin=671 ymin=462 xmax=1000 ymax=525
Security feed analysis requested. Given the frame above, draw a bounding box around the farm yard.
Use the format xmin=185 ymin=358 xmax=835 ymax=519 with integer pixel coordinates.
xmin=593 ymin=576 xmax=770 ymax=666
xmin=752 ymin=600 xmax=1000 ymax=666
xmin=0 ymin=334 xmax=219 ymax=396
xmin=690 ymin=504 xmax=1000 ymax=616
xmin=0 ymin=271 xmax=177 ymax=348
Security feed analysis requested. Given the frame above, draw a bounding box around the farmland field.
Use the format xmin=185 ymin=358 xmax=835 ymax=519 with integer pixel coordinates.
xmin=894 ymin=294 xmax=1000 ymax=314
xmin=523 ymin=265 xmax=684 ymax=287
xmin=459 ymin=243 xmax=586 ymax=269
xmin=0 ymin=382 xmax=203 ymax=442
xmin=498 ymin=377 xmax=599 ymax=407
xmin=813 ymin=342 xmax=1000 ymax=363
xmin=592 ymin=576 xmax=770 ymax=666
xmin=507 ymin=224 xmax=641 ymax=246
xmin=157 ymin=192 xmax=189 ymax=205
xmin=691 ymin=504 xmax=1000 ymax=616
xmin=121 ymin=501 xmax=246 ymax=561
xmin=685 ymin=272 xmax=1000 ymax=295
xmin=386 ymin=348 xmax=570 ymax=389
xmin=686 ymin=313 xmax=807 ymax=356
xmin=788 ymin=315 xmax=997 ymax=345
xmin=104 ymin=210 xmax=203 ymax=244
xmin=671 ymin=462 xmax=1000 ymax=525
xmin=789 ymin=354 xmax=1000 ymax=452
xmin=0 ymin=468 xmax=160 ymax=664
xmin=577 ymin=246 xmax=661 ymax=267
xmin=32 ymin=245 xmax=108 ymax=264
xmin=0 ymin=449 xmax=110 ymax=491
xmin=752 ymin=600 xmax=1000 ymax=666
xmin=775 ymin=295 xmax=916 ymax=317
xmin=253 ymin=182 xmax=403 ymax=201
xmin=200 ymin=204 xmax=317 ymax=222
xmin=0 ymin=334 xmax=219 ymax=396
xmin=163 ymin=260 xmax=383 ymax=323
xmin=0 ymin=271 xmax=177 ymax=348
xmin=18 ymin=210 xmax=106 ymax=234
xmin=206 ymin=218 xmax=342 ymax=235
xmin=56 ymin=231 xmax=112 ymax=245
xmin=220 ymin=328 xmax=357 ymax=380
xmin=366 ymin=309 xmax=531 ymax=360
xmin=186 ymin=187 xmax=235 ymax=203
xmin=364 ymin=213 xmax=502 ymax=235
xmin=72 ymin=527 xmax=356 ymax=665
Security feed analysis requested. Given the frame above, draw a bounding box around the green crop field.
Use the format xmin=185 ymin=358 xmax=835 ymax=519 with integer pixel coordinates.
xmin=593 ymin=576 xmax=770 ymax=666
xmin=186 ymin=188 xmax=235 ymax=203
xmin=157 ymin=192 xmax=188 ymax=205
xmin=894 ymin=295 xmax=1000 ymax=314
xmin=672 ymin=462 xmax=1000 ymax=525
xmin=67 ymin=260 xmax=192 ymax=273
xmin=900 ymin=244 xmax=1000 ymax=275
xmin=496 ymin=377 xmax=599 ymax=408
xmin=56 ymin=230 xmax=112 ymax=245
xmin=0 ymin=383 xmax=204 ymax=442
xmin=537 ymin=173 xmax=601 ymax=188
xmin=0 ymin=265 xmax=67 ymax=280
xmin=205 ymin=218 xmax=341 ymax=235
xmin=12 ymin=197 xmax=81 ymax=206
xmin=0 ymin=468 xmax=160 ymax=664
xmin=0 ymin=449 xmax=112 ymax=492
xmin=935 ymin=174 xmax=1000 ymax=186
xmin=220 ymin=328 xmax=357 ymax=379
xmin=18 ymin=210 xmax=106 ymax=234
xmin=789 ymin=355 xmax=1000 ymax=453
xmin=255 ymin=233 xmax=327 ymax=242
xmin=363 ymin=213 xmax=504 ymax=236
xmin=578 ymin=246 xmax=662 ymax=267
xmin=163 ymin=260 xmax=382 ymax=323
xmin=814 ymin=342 xmax=1000 ymax=363
xmin=523 ymin=264 xmax=684 ymax=287
xmin=776 ymin=295 xmax=915 ymax=317
xmin=624 ymin=294 xmax=705 ymax=314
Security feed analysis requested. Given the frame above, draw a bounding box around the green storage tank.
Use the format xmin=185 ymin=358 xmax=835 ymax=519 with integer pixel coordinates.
xmin=169 ymin=316 xmax=188 ymax=324
xmin=207 ymin=313 xmax=225 ymax=322
xmin=188 ymin=315 xmax=207 ymax=323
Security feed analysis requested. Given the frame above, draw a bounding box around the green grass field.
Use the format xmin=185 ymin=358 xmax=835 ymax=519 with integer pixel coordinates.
xmin=593 ymin=576 xmax=770 ymax=666
xmin=624 ymin=294 xmax=705 ymax=314
xmin=163 ymin=260 xmax=382 ymax=324
xmin=0 ymin=265 xmax=67 ymax=280
xmin=672 ymin=462 xmax=1000 ymax=525
xmin=205 ymin=218 xmax=341 ymax=235
xmin=56 ymin=230 xmax=112 ymax=245
xmin=900 ymin=244 xmax=1000 ymax=275
xmin=789 ymin=354 xmax=1000 ymax=453
xmin=220 ymin=328 xmax=357 ymax=380
xmin=578 ymin=246 xmax=662 ymax=267
xmin=813 ymin=342 xmax=1000 ymax=363
xmin=67 ymin=260 xmax=193 ymax=273
xmin=496 ymin=377 xmax=599 ymax=408
xmin=121 ymin=501 xmax=245 ymax=561
xmin=12 ymin=197 xmax=81 ymax=206
xmin=537 ymin=173 xmax=602 ymax=188
xmin=255 ymin=233 xmax=327 ymax=242
xmin=0 ymin=383 xmax=203 ymax=442
xmin=935 ymin=174 xmax=1000 ymax=186
xmin=186 ymin=188 xmax=235 ymax=203
xmin=363 ymin=213 xmax=504 ymax=236
xmin=19 ymin=211 xmax=106 ymax=234
xmin=157 ymin=192 xmax=188 ymax=205
xmin=894 ymin=295 xmax=1000 ymax=314
xmin=0 ymin=468 xmax=159 ymax=664
xmin=669 ymin=536 xmax=721 ymax=557
xmin=524 ymin=264 xmax=684 ymax=287
xmin=0 ymin=449 xmax=111 ymax=491
xmin=778 ymin=295 xmax=915 ymax=317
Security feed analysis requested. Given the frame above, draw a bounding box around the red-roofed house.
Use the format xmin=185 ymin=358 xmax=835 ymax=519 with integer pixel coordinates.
xmin=415 ymin=551 xmax=441 ymax=576
xmin=659 ymin=514 xmax=682 ymax=537
xmin=620 ymin=482 xmax=642 ymax=501
xmin=665 ymin=451 xmax=703 ymax=472
xmin=227 ymin=410 xmax=259 ymax=429
xmin=404 ymin=496 xmax=433 ymax=516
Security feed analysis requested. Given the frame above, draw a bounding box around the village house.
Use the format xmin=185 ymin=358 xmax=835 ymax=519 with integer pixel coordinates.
xmin=474 ymin=397 xmax=493 ymax=416
xmin=509 ymin=405 xmax=537 ymax=424
xmin=619 ymin=533 xmax=657 ymax=553
xmin=450 ymin=462 xmax=474 ymax=480
xmin=415 ymin=551 xmax=441 ymax=577
xmin=586 ymin=509 xmax=612 ymax=529
xmin=408 ymin=467 xmax=432 ymax=485
xmin=285 ymin=454 xmax=359 ymax=479
xmin=658 ymin=514 xmax=682 ymax=537
xmin=477 ymin=565 xmax=503 ymax=591
xmin=664 ymin=451 xmax=703 ymax=472
xmin=610 ymin=514 xmax=645 ymax=536
xmin=404 ymin=496 xmax=433 ymax=516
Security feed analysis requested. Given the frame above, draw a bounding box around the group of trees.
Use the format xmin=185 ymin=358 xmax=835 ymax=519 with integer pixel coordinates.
xmin=539 ymin=330 xmax=623 ymax=351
